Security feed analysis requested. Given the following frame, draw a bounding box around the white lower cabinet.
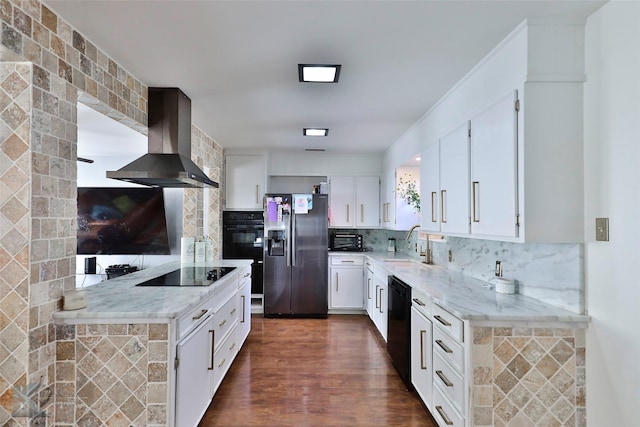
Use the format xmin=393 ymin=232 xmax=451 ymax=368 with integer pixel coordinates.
xmin=329 ymin=255 xmax=365 ymax=310
xmin=372 ymin=271 xmax=388 ymax=341
xmin=173 ymin=267 xmax=252 ymax=427
xmin=365 ymin=260 xmax=374 ymax=320
xmin=175 ymin=312 xmax=214 ymax=427
xmin=411 ymin=293 xmax=433 ymax=410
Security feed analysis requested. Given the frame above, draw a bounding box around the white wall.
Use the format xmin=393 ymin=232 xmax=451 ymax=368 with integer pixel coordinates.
xmin=584 ymin=2 xmax=640 ymax=425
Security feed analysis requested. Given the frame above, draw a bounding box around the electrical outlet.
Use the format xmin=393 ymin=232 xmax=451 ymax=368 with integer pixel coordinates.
xmin=595 ymin=218 xmax=609 ymax=241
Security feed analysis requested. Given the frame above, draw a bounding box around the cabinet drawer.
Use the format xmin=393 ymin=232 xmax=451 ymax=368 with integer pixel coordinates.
xmin=212 ymin=324 xmax=238 ymax=393
xmin=365 ymin=258 xmax=374 ymax=273
xmin=213 ymin=294 xmax=239 ymax=347
xmin=177 ymin=298 xmax=212 ymax=340
xmin=411 ymin=290 xmax=431 ymax=319
xmin=238 ymin=266 xmax=251 ymax=287
xmin=432 ymin=304 xmax=464 ymax=342
xmin=433 ymin=352 xmax=465 ymax=414
xmin=432 ymin=386 xmax=465 ymax=427
xmin=433 ymin=326 xmax=464 ymax=374
xmin=330 ymin=256 xmax=364 ymax=266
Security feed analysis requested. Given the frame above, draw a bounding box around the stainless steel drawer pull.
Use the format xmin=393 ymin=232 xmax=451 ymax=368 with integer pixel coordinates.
xmin=341 ymin=260 xmax=355 ymax=263
xmin=218 ymin=358 xmax=226 ymax=369
xmin=434 ymin=314 xmax=452 ymax=327
xmin=208 ymin=330 xmax=215 ymax=371
xmin=219 ymin=319 xmax=227 ymax=328
xmin=244 ymin=272 xmax=250 ymax=278
xmin=230 ymin=308 xmax=237 ymax=315
xmin=436 ymin=370 xmax=453 ymax=387
xmin=412 ymin=298 xmax=426 ymax=307
xmin=420 ymin=330 xmax=427 ymax=370
xmin=241 ymin=296 xmax=246 ymax=323
xmin=229 ymin=342 xmax=236 ymax=351
xmin=435 ymin=339 xmax=453 ymax=354
xmin=192 ymin=309 xmax=208 ymax=320
xmin=435 ymin=406 xmax=454 ymax=426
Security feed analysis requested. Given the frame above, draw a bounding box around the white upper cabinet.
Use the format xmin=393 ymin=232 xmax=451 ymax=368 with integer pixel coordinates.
xmin=225 ymin=154 xmax=265 ymax=210
xmin=381 ymin=165 xmax=421 ymax=231
xmin=470 ymin=91 xmax=519 ymax=238
xmin=420 ymin=142 xmax=440 ymax=233
xmin=355 ymin=176 xmax=381 ymax=228
xmin=439 ymin=123 xmax=470 ymax=235
xmin=329 ymin=176 xmax=379 ymax=228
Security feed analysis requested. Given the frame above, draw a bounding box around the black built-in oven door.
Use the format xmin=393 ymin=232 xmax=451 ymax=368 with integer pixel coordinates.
xmin=222 ymin=211 xmax=264 ymax=294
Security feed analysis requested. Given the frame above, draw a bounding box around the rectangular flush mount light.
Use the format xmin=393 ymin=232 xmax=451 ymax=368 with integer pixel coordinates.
xmin=303 ymin=128 xmax=328 ymax=136
xmin=298 ymin=64 xmax=341 ymax=82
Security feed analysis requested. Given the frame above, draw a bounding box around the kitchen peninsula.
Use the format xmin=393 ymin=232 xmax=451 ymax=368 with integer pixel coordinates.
xmin=52 ymin=260 xmax=252 ymax=427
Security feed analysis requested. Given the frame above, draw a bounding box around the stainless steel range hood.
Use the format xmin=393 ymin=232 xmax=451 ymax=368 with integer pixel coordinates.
xmin=107 ymin=87 xmax=219 ymax=188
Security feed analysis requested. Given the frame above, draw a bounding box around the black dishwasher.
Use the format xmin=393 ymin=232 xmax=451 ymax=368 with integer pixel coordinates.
xmin=387 ymin=275 xmax=412 ymax=389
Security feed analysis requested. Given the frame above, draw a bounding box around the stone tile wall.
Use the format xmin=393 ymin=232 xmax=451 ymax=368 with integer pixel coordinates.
xmin=55 ymin=323 xmax=170 ymax=427
xmin=0 ymin=1 xmax=223 ymax=424
xmin=183 ymin=124 xmax=224 ymax=258
xmin=471 ymin=326 xmax=586 ymax=427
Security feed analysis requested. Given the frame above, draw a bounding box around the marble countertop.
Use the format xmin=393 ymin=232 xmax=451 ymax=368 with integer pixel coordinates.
xmin=52 ymin=259 xmax=252 ymax=324
xmin=363 ymin=252 xmax=589 ymax=327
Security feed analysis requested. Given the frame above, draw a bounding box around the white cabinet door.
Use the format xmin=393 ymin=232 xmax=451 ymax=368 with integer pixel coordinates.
xmin=470 ymin=92 xmax=519 ymax=238
xmin=175 ymin=314 xmax=214 ymax=427
xmin=439 ymin=123 xmax=470 ymax=235
xmin=225 ymin=154 xmax=265 ymax=210
xmin=420 ymin=142 xmax=440 ymax=232
xmin=380 ymin=169 xmax=395 ymax=228
xmin=411 ymin=306 xmax=433 ymax=410
xmin=238 ymin=274 xmax=251 ymax=344
xmin=373 ymin=274 xmax=388 ymax=341
xmin=355 ymin=176 xmax=380 ymax=227
xmin=365 ymin=264 xmax=374 ymax=320
xmin=329 ymin=267 xmax=364 ymax=309
xmin=329 ymin=176 xmax=354 ymax=227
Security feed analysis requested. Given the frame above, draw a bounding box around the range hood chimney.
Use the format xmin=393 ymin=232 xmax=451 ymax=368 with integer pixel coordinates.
xmin=106 ymin=87 xmax=219 ymax=188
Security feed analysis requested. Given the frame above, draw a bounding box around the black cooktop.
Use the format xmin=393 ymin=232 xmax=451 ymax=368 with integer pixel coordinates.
xmin=135 ymin=266 xmax=237 ymax=287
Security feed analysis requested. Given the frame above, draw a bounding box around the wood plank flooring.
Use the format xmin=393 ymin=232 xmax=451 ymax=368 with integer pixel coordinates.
xmin=199 ymin=314 xmax=437 ymax=427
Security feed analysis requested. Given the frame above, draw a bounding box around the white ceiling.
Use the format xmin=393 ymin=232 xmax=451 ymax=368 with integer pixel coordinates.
xmin=46 ymin=0 xmax=605 ymax=155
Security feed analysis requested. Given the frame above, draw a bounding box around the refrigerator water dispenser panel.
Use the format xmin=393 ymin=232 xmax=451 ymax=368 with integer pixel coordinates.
xmin=267 ymin=230 xmax=285 ymax=256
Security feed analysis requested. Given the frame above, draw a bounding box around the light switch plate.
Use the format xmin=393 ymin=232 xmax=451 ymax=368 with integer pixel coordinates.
xmin=595 ymin=217 xmax=609 ymax=241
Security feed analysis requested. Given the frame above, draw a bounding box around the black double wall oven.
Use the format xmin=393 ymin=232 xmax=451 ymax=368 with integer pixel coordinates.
xmin=222 ymin=211 xmax=264 ymax=295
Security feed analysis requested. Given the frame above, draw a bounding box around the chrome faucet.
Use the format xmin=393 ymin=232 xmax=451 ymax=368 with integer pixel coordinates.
xmin=423 ymin=233 xmax=432 ymax=265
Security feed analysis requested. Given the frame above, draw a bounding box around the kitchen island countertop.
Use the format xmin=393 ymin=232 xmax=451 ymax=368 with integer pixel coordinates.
xmin=363 ymin=251 xmax=589 ymax=327
xmin=52 ymin=259 xmax=252 ymax=324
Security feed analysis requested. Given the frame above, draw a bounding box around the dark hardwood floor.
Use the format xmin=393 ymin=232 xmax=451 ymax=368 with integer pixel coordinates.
xmin=199 ymin=314 xmax=438 ymax=427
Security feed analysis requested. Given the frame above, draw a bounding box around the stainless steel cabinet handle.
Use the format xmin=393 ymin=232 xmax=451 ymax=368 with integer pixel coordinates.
xmin=241 ymin=295 xmax=246 ymax=323
xmin=219 ymin=319 xmax=227 ymax=328
xmin=192 ymin=309 xmax=208 ymax=320
xmin=230 ymin=308 xmax=237 ymax=316
xmin=346 ymin=204 xmax=350 ymax=222
xmin=434 ymin=314 xmax=452 ymax=327
xmin=440 ymin=190 xmax=447 ymax=223
xmin=420 ymin=330 xmax=427 ymax=370
xmin=367 ymin=278 xmax=372 ymax=299
xmin=336 ymin=272 xmax=339 ymax=292
xmin=208 ymin=329 xmax=214 ymax=371
xmin=360 ymin=204 xmax=364 ymax=223
xmin=378 ymin=288 xmax=384 ymax=314
xmin=472 ymin=181 xmax=480 ymax=223
xmin=218 ymin=358 xmax=226 ymax=369
xmin=436 ymin=370 xmax=453 ymax=387
xmin=435 ymin=339 xmax=453 ymax=354
xmin=256 ymin=184 xmax=260 ymax=205
xmin=435 ymin=406 xmax=454 ymax=426
xmin=244 ymin=272 xmax=250 ymax=278
xmin=412 ymin=298 xmax=425 ymax=307
xmin=375 ymin=285 xmax=380 ymax=308
xmin=229 ymin=342 xmax=236 ymax=351
xmin=431 ymin=191 xmax=437 ymax=222
xmin=341 ymin=260 xmax=355 ymax=263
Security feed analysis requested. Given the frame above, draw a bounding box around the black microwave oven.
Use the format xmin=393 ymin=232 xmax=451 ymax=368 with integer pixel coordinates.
xmin=330 ymin=233 xmax=363 ymax=251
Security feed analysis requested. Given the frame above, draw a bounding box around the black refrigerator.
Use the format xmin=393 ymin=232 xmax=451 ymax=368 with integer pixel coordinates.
xmin=263 ymin=193 xmax=328 ymax=317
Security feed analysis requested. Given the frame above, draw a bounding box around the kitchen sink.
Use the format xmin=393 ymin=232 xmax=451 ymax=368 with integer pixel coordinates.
xmin=381 ymin=259 xmax=418 ymax=268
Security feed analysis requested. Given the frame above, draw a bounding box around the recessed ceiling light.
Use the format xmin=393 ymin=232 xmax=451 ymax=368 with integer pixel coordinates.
xmin=303 ymin=128 xmax=329 ymax=136
xmin=298 ymin=64 xmax=341 ymax=83
xmin=415 ymin=156 xmax=421 ymax=161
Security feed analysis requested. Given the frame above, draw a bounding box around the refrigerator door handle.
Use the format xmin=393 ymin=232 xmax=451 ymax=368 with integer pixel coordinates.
xmin=291 ymin=213 xmax=296 ymax=267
